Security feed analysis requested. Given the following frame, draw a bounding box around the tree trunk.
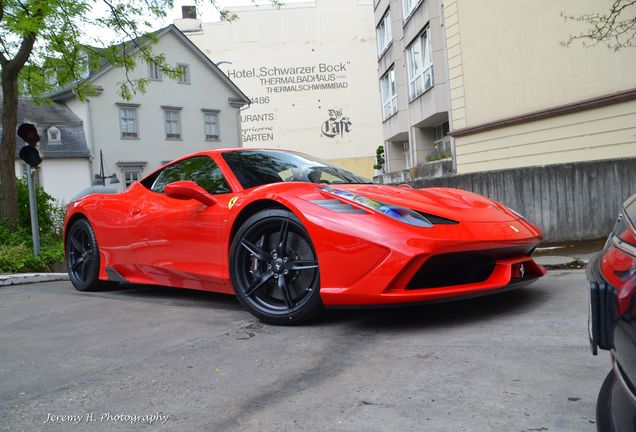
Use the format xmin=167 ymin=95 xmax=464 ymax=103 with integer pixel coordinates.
xmin=0 ymin=66 xmax=19 ymax=229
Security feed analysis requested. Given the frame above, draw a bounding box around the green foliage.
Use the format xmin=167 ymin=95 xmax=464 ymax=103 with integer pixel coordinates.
xmin=0 ymin=178 xmax=65 ymax=273
xmin=15 ymin=177 xmax=65 ymax=236
xmin=426 ymin=151 xmax=451 ymax=162
xmin=373 ymin=145 xmax=385 ymax=170
xmin=0 ymin=0 xmax=283 ymax=102
xmin=0 ymin=240 xmax=63 ymax=273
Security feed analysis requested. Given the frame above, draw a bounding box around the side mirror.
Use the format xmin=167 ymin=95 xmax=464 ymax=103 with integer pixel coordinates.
xmin=164 ymin=181 xmax=216 ymax=206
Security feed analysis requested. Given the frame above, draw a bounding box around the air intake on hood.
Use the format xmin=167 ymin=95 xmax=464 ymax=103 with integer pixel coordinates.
xmin=415 ymin=211 xmax=458 ymax=225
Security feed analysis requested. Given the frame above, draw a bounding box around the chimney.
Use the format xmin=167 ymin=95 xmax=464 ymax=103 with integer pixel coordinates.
xmin=182 ymin=5 xmax=197 ymax=19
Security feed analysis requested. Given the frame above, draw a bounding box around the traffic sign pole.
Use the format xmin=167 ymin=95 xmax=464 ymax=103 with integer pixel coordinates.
xmin=26 ymin=166 xmax=40 ymax=256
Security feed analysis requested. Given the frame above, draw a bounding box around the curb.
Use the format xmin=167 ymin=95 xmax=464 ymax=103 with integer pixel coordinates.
xmin=0 ymin=273 xmax=69 ymax=286
xmin=534 ymin=255 xmax=588 ymax=270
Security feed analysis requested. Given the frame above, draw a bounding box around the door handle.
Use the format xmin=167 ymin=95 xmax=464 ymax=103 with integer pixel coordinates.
xmin=131 ymin=208 xmax=141 ymax=216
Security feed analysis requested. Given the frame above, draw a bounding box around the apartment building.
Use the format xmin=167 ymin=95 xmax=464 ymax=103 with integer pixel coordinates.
xmin=374 ymin=0 xmax=452 ymax=176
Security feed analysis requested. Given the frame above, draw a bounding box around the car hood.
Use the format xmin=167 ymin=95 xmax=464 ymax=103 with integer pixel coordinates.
xmin=322 ymin=184 xmax=518 ymax=222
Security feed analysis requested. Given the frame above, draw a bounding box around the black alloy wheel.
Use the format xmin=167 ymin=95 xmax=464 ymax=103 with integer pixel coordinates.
xmin=230 ymin=209 xmax=323 ymax=324
xmin=66 ymin=218 xmax=113 ymax=291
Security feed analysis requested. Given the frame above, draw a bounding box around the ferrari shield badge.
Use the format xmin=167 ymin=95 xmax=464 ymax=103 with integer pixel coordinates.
xmin=228 ymin=196 xmax=238 ymax=209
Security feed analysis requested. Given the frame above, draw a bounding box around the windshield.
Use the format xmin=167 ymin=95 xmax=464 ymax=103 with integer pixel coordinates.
xmin=222 ymin=150 xmax=372 ymax=189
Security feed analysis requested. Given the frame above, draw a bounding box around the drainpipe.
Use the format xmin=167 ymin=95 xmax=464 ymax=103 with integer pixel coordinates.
xmin=87 ymin=99 xmax=97 ymax=181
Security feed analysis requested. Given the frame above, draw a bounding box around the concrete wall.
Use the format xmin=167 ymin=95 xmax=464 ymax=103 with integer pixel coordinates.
xmin=402 ymin=158 xmax=636 ymax=242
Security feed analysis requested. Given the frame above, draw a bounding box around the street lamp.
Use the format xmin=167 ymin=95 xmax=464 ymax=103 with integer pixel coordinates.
xmin=92 ymin=150 xmax=120 ymax=186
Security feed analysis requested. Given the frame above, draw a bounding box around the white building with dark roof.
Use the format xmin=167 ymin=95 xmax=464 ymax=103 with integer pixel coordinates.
xmin=47 ymin=24 xmax=249 ymax=193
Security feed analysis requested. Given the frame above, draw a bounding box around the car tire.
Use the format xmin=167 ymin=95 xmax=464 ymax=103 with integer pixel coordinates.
xmin=230 ymin=209 xmax=323 ymax=325
xmin=596 ymin=369 xmax=614 ymax=432
xmin=66 ymin=218 xmax=116 ymax=291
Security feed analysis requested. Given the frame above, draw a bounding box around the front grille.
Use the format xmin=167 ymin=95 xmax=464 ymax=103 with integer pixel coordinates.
xmin=407 ymin=252 xmax=495 ymax=289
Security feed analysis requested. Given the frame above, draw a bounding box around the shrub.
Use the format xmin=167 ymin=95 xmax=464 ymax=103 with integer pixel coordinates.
xmin=0 ymin=178 xmax=65 ymax=273
xmin=426 ymin=151 xmax=452 ymax=162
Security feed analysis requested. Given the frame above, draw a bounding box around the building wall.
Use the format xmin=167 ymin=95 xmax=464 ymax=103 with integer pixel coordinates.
xmin=66 ymin=30 xmax=245 ymax=191
xmin=180 ymin=0 xmax=384 ymax=178
xmin=15 ymin=159 xmax=91 ymax=203
xmin=446 ymin=0 xmax=636 ymax=173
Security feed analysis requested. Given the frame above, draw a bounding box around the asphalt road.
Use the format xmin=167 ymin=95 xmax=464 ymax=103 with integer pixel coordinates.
xmin=0 ymin=271 xmax=608 ymax=432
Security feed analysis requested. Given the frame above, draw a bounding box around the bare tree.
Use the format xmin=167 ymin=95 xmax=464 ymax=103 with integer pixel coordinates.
xmin=561 ymin=0 xmax=636 ymax=51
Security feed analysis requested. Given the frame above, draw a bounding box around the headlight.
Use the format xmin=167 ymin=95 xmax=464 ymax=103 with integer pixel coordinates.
xmin=318 ymin=186 xmax=432 ymax=228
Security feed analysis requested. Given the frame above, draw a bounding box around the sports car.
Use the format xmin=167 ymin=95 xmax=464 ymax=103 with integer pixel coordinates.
xmin=588 ymin=192 xmax=636 ymax=431
xmin=64 ymin=148 xmax=546 ymax=324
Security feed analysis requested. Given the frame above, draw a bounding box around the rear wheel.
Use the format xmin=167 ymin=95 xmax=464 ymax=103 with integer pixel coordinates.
xmin=66 ymin=218 xmax=115 ymax=291
xmin=230 ymin=209 xmax=323 ymax=325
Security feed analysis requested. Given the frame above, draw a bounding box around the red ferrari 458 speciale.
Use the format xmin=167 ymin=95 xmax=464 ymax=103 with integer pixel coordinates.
xmin=64 ymin=148 xmax=546 ymax=324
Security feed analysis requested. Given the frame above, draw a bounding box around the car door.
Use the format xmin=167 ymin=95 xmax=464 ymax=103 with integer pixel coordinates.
xmin=127 ymin=156 xmax=233 ymax=289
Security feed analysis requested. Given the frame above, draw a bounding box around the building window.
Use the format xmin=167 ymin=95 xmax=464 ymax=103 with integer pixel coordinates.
xmin=380 ymin=68 xmax=397 ymax=120
xmin=124 ymin=171 xmax=141 ymax=187
xmin=376 ymin=10 xmax=392 ymax=56
xmin=163 ymin=108 xmax=182 ymax=140
xmin=148 ymin=62 xmax=162 ymax=81
xmin=402 ymin=0 xmax=420 ymax=19
xmin=202 ymin=110 xmax=220 ymax=141
xmin=177 ymin=63 xmax=191 ymax=84
xmin=47 ymin=126 xmax=61 ymax=143
xmin=117 ymin=162 xmax=147 ymax=188
xmin=118 ymin=106 xmax=139 ymax=139
xmin=406 ymin=28 xmax=433 ymax=100
xmin=403 ymin=141 xmax=411 ymax=169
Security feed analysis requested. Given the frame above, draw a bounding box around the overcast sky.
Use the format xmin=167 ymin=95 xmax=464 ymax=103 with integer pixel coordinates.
xmin=87 ymin=0 xmax=304 ymax=45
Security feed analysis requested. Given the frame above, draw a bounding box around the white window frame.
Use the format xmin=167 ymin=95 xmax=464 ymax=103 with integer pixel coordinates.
xmin=402 ymin=0 xmax=420 ymax=20
xmin=47 ymin=126 xmax=61 ymax=143
xmin=406 ymin=27 xmax=434 ymax=101
xmin=118 ymin=105 xmax=139 ymax=139
xmin=163 ymin=108 xmax=182 ymax=140
xmin=148 ymin=62 xmax=162 ymax=81
xmin=177 ymin=63 xmax=190 ymax=84
xmin=202 ymin=109 xmax=220 ymax=141
xmin=376 ymin=10 xmax=392 ymax=56
xmin=117 ymin=162 xmax=147 ymax=188
xmin=380 ymin=67 xmax=397 ymax=120
xmin=124 ymin=171 xmax=141 ymax=187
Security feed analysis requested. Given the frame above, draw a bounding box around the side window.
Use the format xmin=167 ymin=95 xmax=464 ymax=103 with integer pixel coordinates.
xmin=151 ymin=156 xmax=231 ymax=195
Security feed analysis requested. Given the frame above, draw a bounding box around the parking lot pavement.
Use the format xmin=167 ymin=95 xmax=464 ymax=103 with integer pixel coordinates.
xmin=0 ymin=270 xmax=607 ymax=432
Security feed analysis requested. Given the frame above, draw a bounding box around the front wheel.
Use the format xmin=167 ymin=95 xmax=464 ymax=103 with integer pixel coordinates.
xmin=230 ymin=209 xmax=323 ymax=325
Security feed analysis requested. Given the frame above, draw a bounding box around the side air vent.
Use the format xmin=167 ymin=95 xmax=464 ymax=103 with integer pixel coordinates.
xmin=310 ymin=199 xmax=365 ymax=214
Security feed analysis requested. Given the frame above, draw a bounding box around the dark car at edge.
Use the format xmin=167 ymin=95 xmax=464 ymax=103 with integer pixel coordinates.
xmin=588 ymin=192 xmax=636 ymax=431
